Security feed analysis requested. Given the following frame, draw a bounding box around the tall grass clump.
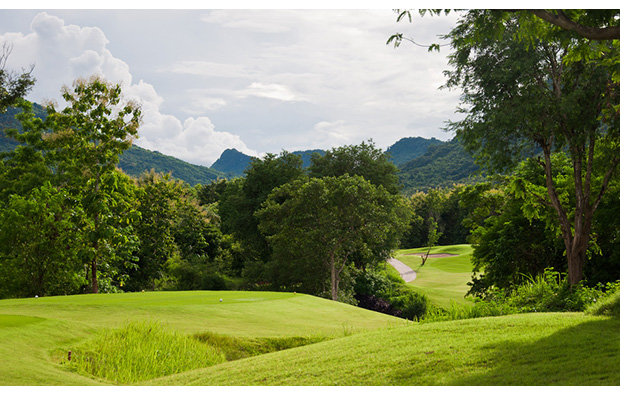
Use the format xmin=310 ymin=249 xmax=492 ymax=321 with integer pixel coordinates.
xmin=501 ymin=269 xmax=619 ymax=313
xmin=66 ymin=321 xmax=225 ymax=384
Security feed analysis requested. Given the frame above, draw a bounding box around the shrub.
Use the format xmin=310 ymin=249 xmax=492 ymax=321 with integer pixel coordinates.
xmin=355 ymin=294 xmax=399 ymax=316
xmin=388 ymin=286 xmax=431 ymax=321
xmin=354 ymin=269 xmax=393 ymax=297
xmin=586 ymin=283 xmax=620 ymax=317
xmin=504 ymin=269 xmax=610 ymax=313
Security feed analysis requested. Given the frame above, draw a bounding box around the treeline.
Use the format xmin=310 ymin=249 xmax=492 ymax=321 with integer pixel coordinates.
xmin=0 ymin=81 xmax=414 ymax=302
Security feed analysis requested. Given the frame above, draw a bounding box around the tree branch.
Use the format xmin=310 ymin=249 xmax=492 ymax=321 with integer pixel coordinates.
xmin=530 ymin=10 xmax=620 ymax=40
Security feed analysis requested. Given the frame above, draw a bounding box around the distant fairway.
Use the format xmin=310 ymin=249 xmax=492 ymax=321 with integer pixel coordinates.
xmin=393 ymin=244 xmax=475 ymax=308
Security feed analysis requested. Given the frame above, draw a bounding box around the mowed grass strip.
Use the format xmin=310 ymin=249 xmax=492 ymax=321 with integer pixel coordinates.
xmin=0 ymin=291 xmax=404 ymax=385
xmin=394 ymin=244 xmax=475 ymax=307
xmin=146 ymin=312 xmax=620 ymax=386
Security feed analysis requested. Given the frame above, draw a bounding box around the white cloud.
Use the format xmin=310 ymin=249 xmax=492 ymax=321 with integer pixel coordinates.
xmin=0 ymin=11 xmax=256 ymax=167
xmin=237 ymin=82 xmax=308 ymax=102
xmin=168 ymin=60 xmax=253 ymax=79
xmin=200 ymin=10 xmax=299 ymax=34
xmin=0 ymin=9 xmax=463 ymax=165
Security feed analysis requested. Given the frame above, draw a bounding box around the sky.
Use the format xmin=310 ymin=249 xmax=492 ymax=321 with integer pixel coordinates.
xmin=0 ymin=5 xmax=463 ymax=167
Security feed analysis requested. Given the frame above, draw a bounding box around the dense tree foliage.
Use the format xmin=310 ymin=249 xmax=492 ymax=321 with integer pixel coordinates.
xmin=0 ymin=183 xmax=83 ymax=298
xmin=41 ymin=76 xmax=142 ymax=293
xmin=218 ymin=151 xmax=306 ymax=268
xmin=309 ymin=140 xmax=401 ymax=195
xmin=400 ymin=186 xmax=470 ymax=248
xmin=257 ymin=175 xmax=410 ymax=301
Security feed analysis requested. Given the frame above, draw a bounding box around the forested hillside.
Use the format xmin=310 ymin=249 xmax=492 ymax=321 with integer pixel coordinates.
xmin=397 ymin=138 xmax=483 ymax=193
xmin=211 ymin=148 xmax=326 ymax=177
xmin=118 ymin=145 xmax=224 ymax=186
xmin=1 ymin=104 xmax=481 ymax=191
xmin=385 ymin=136 xmax=443 ymax=166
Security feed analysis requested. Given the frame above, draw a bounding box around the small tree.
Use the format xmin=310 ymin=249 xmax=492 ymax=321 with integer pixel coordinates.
xmin=420 ymin=218 xmax=441 ymax=266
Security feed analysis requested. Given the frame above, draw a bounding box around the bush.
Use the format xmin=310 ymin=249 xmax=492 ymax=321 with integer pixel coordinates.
xmin=170 ymin=255 xmax=234 ymax=291
xmin=504 ymin=269 xmax=611 ymax=313
xmin=586 ymin=284 xmax=620 ymax=317
xmin=353 ymin=269 xmax=393 ymax=296
xmin=355 ymin=294 xmax=399 ymax=316
xmin=353 ymin=268 xmax=432 ymax=320
xmin=386 ymin=286 xmax=431 ymax=321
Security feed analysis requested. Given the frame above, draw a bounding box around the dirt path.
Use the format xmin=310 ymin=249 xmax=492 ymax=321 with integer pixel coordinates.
xmin=387 ymin=258 xmax=417 ymax=283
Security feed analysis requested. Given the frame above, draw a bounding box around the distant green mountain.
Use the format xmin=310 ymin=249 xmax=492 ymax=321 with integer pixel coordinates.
xmin=386 ymin=136 xmax=443 ymax=166
xmin=210 ymin=148 xmax=253 ymax=177
xmin=0 ymin=105 xmax=224 ymax=186
xmin=118 ymin=145 xmax=225 ymax=185
xmin=1 ymin=104 xmax=482 ymax=191
xmin=293 ymin=149 xmax=325 ymax=168
xmin=211 ymin=148 xmax=326 ymax=177
xmin=397 ymin=138 xmax=483 ymax=193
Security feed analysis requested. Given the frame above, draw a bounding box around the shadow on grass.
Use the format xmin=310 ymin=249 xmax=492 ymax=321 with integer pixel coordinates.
xmin=448 ymin=317 xmax=620 ymax=385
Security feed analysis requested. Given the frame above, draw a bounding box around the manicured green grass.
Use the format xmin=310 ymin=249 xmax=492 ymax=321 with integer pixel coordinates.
xmin=146 ymin=312 xmax=620 ymax=385
xmin=2 ymin=289 xmax=620 ymax=385
xmin=394 ymin=244 xmax=475 ymax=308
xmin=0 ymin=291 xmax=403 ymax=385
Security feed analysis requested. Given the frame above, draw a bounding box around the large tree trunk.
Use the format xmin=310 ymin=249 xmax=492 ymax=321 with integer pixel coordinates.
xmin=329 ymin=252 xmax=339 ymax=301
xmin=540 ymin=136 xmax=616 ymax=287
xmin=91 ymin=258 xmax=99 ymax=294
xmin=542 ymin=144 xmax=591 ymax=287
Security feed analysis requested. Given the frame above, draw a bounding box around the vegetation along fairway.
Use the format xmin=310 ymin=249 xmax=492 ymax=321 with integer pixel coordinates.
xmin=394 ymin=244 xmax=475 ymax=308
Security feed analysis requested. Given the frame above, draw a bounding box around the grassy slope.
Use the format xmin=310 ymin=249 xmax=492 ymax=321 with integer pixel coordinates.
xmin=149 ymin=312 xmax=620 ymax=386
xmin=394 ymin=245 xmax=475 ymax=308
xmin=0 ymin=291 xmax=403 ymax=385
xmin=2 ymin=290 xmax=619 ymax=385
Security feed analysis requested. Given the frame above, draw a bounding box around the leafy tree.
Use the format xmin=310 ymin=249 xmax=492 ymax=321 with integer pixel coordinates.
xmin=42 ymin=76 xmax=142 ymax=293
xmin=257 ymin=175 xmax=410 ymax=301
xmin=442 ymin=12 xmax=620 ymax=286
xmin=400 ymin=187 xmax=470 ymax=248
xmin=123 ymin=171 xmax=182 ymax=291
xmin=308 ymin=140 xmax=401 ymax=195
xmin=420 ymin=218 xmax=441 ymax=267
xmin=218 ymin=151 xmax=305 ymax=268
xmin=0 ymin=183 xmax=84 ymax=298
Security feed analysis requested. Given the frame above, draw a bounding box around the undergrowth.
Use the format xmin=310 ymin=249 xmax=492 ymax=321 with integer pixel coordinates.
xmin=424 ymin=269 xmax=620 ymax=322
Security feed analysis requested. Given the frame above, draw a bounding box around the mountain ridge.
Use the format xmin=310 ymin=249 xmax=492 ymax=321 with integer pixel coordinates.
xmin=0 ymin=105 xmax=479 ymax=190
